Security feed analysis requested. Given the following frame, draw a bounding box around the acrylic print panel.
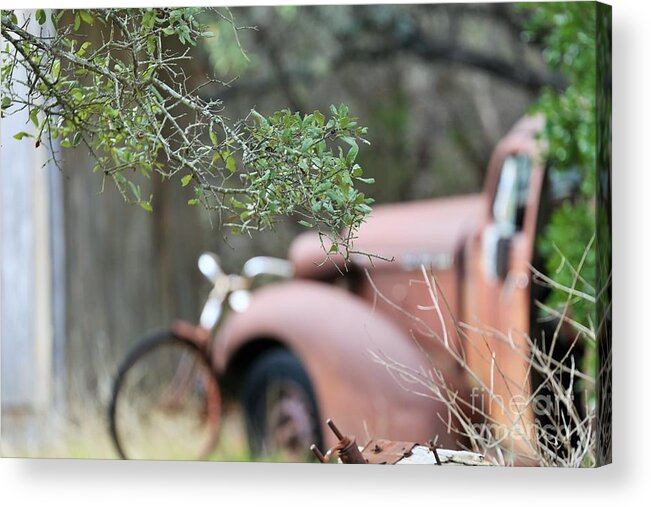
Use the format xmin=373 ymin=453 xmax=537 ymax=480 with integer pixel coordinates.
xmin=0 ymin=2 xmax=611 ymax=466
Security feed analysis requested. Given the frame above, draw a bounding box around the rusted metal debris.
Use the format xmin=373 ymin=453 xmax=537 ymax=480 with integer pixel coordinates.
xmin=310 ymin=419 xmax=489 ymax=466
xmin=362 ymin=439 xmax=416 ymax=465
xmin=310 ymin=419 xmax=366 ymax=464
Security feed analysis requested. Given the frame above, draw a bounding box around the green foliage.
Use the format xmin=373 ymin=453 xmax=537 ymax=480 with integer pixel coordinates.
xmin=227 ymin=105 xmax=372 ymax=252
xmin=0 ymin=8 xmax=373 ymax=253
xmin=520 ymin=3 xmax=598 ymax=333
xmin=538 ymin=201 xmax=596 ymax=326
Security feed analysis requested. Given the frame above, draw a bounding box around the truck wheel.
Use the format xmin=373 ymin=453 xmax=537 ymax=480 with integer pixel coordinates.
xmin=241 ymin=348 xmax=322 ymax=462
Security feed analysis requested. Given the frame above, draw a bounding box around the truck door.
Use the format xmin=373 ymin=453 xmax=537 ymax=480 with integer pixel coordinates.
xmin=463 ymin=117 xmax=545 ymax=462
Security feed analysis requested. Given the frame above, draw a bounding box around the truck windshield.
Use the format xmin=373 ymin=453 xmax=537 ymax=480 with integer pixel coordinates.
xmin=492 ymin=154 xmax=531 ymax=235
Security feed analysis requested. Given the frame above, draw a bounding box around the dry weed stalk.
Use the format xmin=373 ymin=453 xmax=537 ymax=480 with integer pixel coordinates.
xmin=367 ymin=249 xmax=597 ymax=467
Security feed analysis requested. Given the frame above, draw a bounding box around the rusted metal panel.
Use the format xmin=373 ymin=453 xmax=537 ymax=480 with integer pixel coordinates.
xmin=213 ymin=280 xmax=464 ymax=450
xmin=362 ymin=439 xmax=417 ymax=464
xmin=463 ymin=115 xmax=546 ymax=461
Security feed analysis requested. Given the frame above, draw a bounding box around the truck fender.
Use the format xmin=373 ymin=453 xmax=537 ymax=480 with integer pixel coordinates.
xmin=213 ymin=279 xmax=460 ymax=448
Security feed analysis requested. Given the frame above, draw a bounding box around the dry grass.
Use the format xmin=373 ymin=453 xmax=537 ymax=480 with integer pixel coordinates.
xmin=366 ymin=247 xmax=598 ymax=467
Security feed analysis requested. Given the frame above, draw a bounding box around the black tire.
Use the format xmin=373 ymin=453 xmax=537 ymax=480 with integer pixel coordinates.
xmin=108 ymin=329 xmax=221 ymax=460
xmin=241 ymin=348 xmax=322 ymax=462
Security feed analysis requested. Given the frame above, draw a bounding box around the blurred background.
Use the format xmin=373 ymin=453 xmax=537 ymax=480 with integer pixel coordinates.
xmin=1 ymin=3 xmax=556 ymax=457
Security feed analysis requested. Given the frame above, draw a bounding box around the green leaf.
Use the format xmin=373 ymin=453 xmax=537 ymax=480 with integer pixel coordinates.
xmin=346 ymin=142 xmax=359 ymax=164
xmin=74 ymin=12 xmax=81 ymax=31
xmin=139 ymin=201 xmax=153 ymax=212
xmin=13 ymin=132 xmax=31 ymax=140
xmin=187 ymin=198 xmax=199 ymax=206
xmin=127 ymin=181 xmax=141 ymax=201
xmin=181 ymin=174 xmax=192 ymax=187
xmin=342 ymin=135 xmax=359 ymax=152
xmin=51 ymin=59 xmax=61 ymax=80
xmin=29 ymin=109 xmax=39 ymax=127
xmin=300 ymin=138 xmax=312 ymax=153
xmin=250 ymin=109 xmax=268 ymax=126
xmin=2 ymin=96 xmax=12 ymax=109
xmin=298 ymin=220 xmax=313 ymax=228
xmin=76 ymin=42 xmax=92 ymax=57
xmin=230 ymin=198 xmax=246 ymax=209
xmin=146 ymin=37 xmax=157 ymax=55
xmin=209 ymin=129 xmax=218 ymax=146
xmin=35 ymin=9 xmax=46 ymax=25
xmin=79 ymin=10 xmax=94 ymax=26
xmin=226 ymin=156 xmax=237 ymax=172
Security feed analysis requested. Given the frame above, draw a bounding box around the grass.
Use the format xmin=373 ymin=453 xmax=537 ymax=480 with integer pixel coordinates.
xmin=2 ymin=405 xmax=257 ymax=462
xmin=366 ymin=253 xmax=598 ymax=467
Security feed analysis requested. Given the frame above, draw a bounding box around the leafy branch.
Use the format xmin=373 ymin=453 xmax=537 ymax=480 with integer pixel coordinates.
xmin=0 ymin=8 xmax=374 ymax=255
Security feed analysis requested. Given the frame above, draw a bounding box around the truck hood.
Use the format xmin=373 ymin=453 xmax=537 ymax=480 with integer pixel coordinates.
xmin=290 ymin=193 xmax=486 ymax=277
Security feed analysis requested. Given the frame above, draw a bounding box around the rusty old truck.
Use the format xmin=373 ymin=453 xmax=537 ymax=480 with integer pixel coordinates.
xmin=110 ymin=114 xmax=581 ymax=462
